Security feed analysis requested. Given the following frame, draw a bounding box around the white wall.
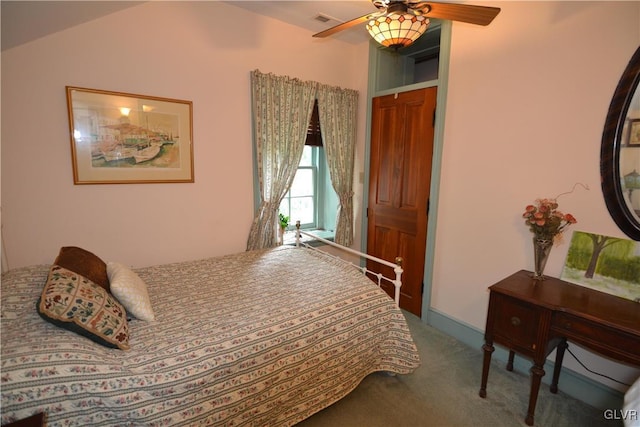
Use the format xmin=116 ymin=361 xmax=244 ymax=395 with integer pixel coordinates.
xmin=1 ymin=1 xmax=369 ymax=269
xmin=432 ymin=1 xmax=640 ymax=391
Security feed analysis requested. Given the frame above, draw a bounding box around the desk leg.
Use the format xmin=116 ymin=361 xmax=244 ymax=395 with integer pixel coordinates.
xmin=525 ymin=363 xmax=545 ymax=426
xmin=479 ymin=342 xmax=494 ymax=398
xmin=550 ymin=338 xmax=567 ymax=394
xmin=507 ymin=350 xmax=515 ymax=371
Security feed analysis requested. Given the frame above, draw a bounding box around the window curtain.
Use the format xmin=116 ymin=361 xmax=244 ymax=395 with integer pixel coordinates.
xmin=317 ymin=84 xmax=358 ymax=247
xmin=246 ymin=70 xmax=317 ymax=250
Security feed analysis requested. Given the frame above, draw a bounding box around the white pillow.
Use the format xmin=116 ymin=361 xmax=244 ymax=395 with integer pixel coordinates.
xmin=107 ymin=261 xmax=155 ymax=321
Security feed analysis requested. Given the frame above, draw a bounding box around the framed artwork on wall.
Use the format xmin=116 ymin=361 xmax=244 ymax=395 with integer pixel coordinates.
xmin=560 ymin=230 xmax=640 ymax=302
xmin=627 ymin=118 xmax=640 ymax=147
xmin=66 ymin=86 xmax=194 ymax=184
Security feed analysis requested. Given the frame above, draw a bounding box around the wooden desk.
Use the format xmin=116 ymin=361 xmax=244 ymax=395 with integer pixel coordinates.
xmin=4 ymin=413 xmax=46 ymax=427
xmin=479 ymin=270 xmax=640 ymax=426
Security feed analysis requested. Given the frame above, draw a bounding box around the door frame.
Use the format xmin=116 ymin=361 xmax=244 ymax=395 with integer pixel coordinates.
xmin=361 ymin=20 xmax=452 ymax=323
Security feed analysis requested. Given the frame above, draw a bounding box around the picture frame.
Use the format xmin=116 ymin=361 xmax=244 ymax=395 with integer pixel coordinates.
xmin=66 ymin=86 xmax=194 ymax=184
xmin=561 ymin=231 xmax=640 ymax=302
xmin=626 ymin=118 xmax=640 ymax=147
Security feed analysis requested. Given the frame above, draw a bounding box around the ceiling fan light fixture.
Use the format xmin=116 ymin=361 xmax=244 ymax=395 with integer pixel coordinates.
xmin=366 ymin=13 xmax=429 ymax=49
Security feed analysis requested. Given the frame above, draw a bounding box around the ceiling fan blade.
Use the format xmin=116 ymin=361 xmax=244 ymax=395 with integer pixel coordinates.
xmin=421 ymin=2 xmax=500 ymax=26
xmin=312 ymin=13 xmax=374 ymax=38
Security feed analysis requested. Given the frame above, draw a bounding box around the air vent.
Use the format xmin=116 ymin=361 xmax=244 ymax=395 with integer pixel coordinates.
xmin=314 ymin=14 xmax=332 ymax=23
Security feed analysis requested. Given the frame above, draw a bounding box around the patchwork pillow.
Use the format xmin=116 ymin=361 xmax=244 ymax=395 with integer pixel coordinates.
xmin=54 ymin=246 xmax=110 ymax=291
xmin=107 ymin=261 xmax=155 ymax=321
xmin=37 ymin=265 xmax=130 ymax=350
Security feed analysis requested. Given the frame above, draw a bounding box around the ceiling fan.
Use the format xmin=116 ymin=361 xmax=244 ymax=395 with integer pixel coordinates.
xmin=313 ymin=0 xmax=500 ymax=49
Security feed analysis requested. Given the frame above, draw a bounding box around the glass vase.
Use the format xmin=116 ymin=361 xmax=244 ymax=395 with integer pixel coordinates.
xmin=532 ymin=237 xmax=553 ymax=280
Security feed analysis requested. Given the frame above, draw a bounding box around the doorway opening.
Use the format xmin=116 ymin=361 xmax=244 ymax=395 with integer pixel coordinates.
xmin=364 ymin=20 xmax=449 ymax=319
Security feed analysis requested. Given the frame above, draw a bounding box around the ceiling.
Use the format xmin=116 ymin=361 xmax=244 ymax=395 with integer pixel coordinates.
xmin=1 ymin=1 xmax=378 ymax=52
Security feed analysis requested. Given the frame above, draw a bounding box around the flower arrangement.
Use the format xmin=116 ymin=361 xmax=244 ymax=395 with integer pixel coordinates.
xmin=523 ymin=198 xmax=577 ymax=243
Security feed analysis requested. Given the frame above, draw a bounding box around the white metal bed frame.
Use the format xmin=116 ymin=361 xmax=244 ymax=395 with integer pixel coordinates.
xmin=294 ymin=221 xmax=404 ymax=306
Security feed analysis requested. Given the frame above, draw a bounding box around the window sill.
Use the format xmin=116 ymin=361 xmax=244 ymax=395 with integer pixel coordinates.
xmin=283 ymin=229 xmax=334 ymax=247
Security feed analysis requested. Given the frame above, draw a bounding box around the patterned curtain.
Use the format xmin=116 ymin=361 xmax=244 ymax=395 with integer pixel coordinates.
xmin=317 ymin=84 xmax=358 ymax=247
xmin=246 ymin=70 xmax=317 ymax=250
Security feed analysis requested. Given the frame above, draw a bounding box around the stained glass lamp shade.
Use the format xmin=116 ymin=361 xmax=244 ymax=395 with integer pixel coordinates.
xmin=366 ymin=13 xmax=429 ymax=49
xmin=624 ymin=169 xmax=640 ymax=198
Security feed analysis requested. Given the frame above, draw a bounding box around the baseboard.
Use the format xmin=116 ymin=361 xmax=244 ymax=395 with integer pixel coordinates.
xmin=427 ymin=308 xmax=625 ymax=411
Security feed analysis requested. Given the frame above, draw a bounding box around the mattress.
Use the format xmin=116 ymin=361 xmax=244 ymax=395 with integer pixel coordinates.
xmin=1 ymin=246 xmax=420 ymax=426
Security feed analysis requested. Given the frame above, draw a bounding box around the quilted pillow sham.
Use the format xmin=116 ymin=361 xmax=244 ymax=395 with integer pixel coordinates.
xmin=37 ymin=265 xmax=130 ymax=350
xmin=107 ymin=261 xmax=155 ymax=321
xmin=54 ymin=246 xmax=110 ymax=291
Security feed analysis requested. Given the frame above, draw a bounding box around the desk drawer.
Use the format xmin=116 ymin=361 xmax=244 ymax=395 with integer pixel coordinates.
xmin=491 ymin=294 xmax=541 ymax=354
xmin=552 ymin=312 xmax=640 ymax=365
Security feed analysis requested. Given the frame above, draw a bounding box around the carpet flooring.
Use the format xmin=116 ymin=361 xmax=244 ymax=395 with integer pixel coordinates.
xmin=298 ymin=311 xmax=622 ymax=427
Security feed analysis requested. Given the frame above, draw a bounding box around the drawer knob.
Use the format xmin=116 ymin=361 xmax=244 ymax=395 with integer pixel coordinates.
xmin=511 ymin=316 xmax=521 ymax=326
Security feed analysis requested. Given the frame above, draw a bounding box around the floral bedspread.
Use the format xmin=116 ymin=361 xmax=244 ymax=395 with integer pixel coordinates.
xmin=1 ymin=246 xmax=420 ymax=426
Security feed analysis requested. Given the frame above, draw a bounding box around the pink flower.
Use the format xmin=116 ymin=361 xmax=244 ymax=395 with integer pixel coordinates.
xmin=523 ymin=197 xmax=577 ymax=241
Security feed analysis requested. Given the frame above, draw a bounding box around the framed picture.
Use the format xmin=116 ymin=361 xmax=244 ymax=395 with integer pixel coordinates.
xmin=66 ymin=86 xmax=194 ymax=184
xmin=626 ymin=118 xmax=640 ymax=147
xmin=561 ymin=231 xmax=640 ymax=302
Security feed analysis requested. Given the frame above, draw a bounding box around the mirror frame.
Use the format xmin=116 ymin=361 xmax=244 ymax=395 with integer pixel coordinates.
xmin=601 ymin=46 xmax=640 ymax=241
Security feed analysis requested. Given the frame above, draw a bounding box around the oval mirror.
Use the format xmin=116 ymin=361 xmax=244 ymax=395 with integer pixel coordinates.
xmin=601 ymin=46 xmax=640 ymax=241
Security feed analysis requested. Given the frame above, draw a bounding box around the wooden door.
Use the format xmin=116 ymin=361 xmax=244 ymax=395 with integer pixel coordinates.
xmin=367 ymin=88 xmax=436 ymax=317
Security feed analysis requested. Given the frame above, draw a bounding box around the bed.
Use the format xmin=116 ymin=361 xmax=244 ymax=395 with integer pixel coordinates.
xmin=625 ymin=375 xmax=640 ymax=427
xmin=1 ymin=241 xmax=420 ymax=426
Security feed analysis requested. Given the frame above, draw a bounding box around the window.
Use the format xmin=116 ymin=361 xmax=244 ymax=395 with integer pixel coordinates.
xmin=280 ymin=146 xmax=338 ymax=232
xmin=280 ymin=146 xmax=317 ymax=228
xmin=279 ymin=101 xmax=338 ymax=232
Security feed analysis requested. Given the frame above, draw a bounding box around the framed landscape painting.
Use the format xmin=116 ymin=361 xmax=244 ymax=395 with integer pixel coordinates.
xmin=66 ymin=86 xmax=194 ymax=184
xmin=628 ymin=118 xmax=640 ymax=146
xmin=561 ymin=231 xmax=640 ymax=302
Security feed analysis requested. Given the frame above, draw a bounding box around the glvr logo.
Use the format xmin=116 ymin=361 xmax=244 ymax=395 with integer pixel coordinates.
xmin=603 ymin=409 xmax=638 ymax=420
